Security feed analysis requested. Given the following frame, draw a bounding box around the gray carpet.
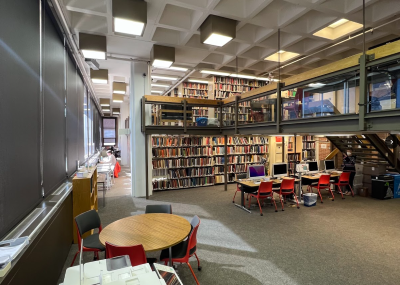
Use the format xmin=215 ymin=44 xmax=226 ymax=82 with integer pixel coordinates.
xmin=58 ymin=173 xmax=400 ymax=285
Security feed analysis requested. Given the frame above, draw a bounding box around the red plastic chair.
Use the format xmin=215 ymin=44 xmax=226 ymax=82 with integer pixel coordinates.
xmin=105 ymin=243 xmax=149 ymax=267
xmin=331 ymin=172 xmax=354 ymax=199
xmin=308 ymin=174 xmax=333 ymax=203
xmin=278 ymin=178 xmax=299 ymax=210
xmin=248 ymin=181 xmax=277 ymax=216
xmin=160 ymin=216 xmax=201 ymax=285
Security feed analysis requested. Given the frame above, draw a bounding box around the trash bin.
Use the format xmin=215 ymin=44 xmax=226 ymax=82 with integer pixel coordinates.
xmin=303 ymin=193 xmax=317 ymax=207
xmin=387 ymin=174 xmax=400 ymax=198
xmin=371 ymin=175 xmax=394 ymax=200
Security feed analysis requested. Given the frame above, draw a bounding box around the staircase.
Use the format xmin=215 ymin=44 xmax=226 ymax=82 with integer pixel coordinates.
xmin=326 ymin=134 xmax=400 ymax=173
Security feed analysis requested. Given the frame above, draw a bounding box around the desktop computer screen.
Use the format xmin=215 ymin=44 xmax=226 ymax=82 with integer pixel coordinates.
xmin=307 ymin=161 xmax=319 ymax=173
xmin=272 ymin=163 xmax=288 ymax=178
xmin=324 ymin=160 xmax=335 ymax=171
xmin=248 ymin=165 xmax=265 ymax=178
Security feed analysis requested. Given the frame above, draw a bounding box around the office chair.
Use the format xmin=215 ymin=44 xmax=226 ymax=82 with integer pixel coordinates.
xmin=232 ymin=173 xmax=248 ymax=203
xmin=248 ymin=181 xmax=277 ymax=216
xmin=278 ymin=178 xmax=299 ymax=210
xmin=105 ymin=242 xmax=157 ymax=266
xmin=308 ymin=174 xmax=333 ymax=203
xmin=160 ymin=216 xmax=201 ymax=285
xmin=145 ymin=204 xmax=172 ymax=214
xmin=330 ymin=171 xmax=354 ymax=199
xmin=71 ymin=210 xmax=105 ymax=266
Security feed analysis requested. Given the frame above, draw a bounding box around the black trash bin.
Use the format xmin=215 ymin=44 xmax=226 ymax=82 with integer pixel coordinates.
xmin=371 ymin=175 xmax=394 ymax=200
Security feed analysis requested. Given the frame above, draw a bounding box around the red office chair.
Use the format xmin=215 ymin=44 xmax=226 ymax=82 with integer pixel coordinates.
xmin=278 ymin=178 xmax=299 ymax=210
xmin=331 ymin=172 xmax=354 ymax=199
xmin=105 ymin=242 xmax=157 ymax=266
xmin=71 ymin=210 xmax=105 ymax=266
xmin=308 ymin=174 xmax=333 ymax=203
xmin=160 ymin=216 xmax=201 ymax=285
xmin=248 ymin=181 xmax=277 ymax=216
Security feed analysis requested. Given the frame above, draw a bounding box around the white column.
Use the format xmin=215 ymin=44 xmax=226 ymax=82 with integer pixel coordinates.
xmin=130 ymin=61 xmax=150 ymax=197
xmin=119 ymin=102 xmax=129 ymax=166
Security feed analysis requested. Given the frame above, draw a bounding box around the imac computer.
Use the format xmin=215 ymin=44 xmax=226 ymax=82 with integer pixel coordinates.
xmin=247 ymin=165 xmax=266 ymax=180
xmin=324 ymin=160 xmax=335 ymax=172
xmin=307 ymin=161 xmax=319 ymax=174
xmin=272 ymin=163 xmax=288 ymax=179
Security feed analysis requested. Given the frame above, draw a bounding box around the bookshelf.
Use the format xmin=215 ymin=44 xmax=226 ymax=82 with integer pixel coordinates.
xmin=213 ymin=76 xmax=268 ymax=99
xmin=287 ymin=153 xmax=300 ymax=174
xmin=151 ymin=135 xmax=269 ymax=191
xmin=302 ymin=135 xmax=316 ymax=160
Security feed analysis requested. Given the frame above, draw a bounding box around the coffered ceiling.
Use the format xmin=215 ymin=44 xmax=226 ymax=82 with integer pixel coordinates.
xmin=61 ymin=0 xmax=400 ymax=101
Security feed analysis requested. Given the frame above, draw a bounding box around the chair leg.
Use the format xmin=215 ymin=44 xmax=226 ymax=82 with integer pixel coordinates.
xmin=338 ymin=185 xmax=344 ymax=199
xmin=257 ymin=198 xmax=263 ymax=216
xmin=232 ymin=190 xmax=238 ymax=203
xmin=70 ymin=251 xmax=79 ymax=267
xmin=279 ymin=195 xmax=285 ymax=211
xmin=317 ymin=188 xmax=323 ymax=203
xmin=328 ymin=186 xmax=335 ymax=201
xmin=248 ymin=195 xmax=251 ymax=209
xmin=271 ymin=196 xmax=278 ymax=212
xmin=349 ymin=184 xmax=355 ymax=197
xmin=293 ymin=192 xmax=300 ymax=209
xmin=194 ymin=253 xmax=201 ymax=271
xmin=187 ymin=262 xmax=200 ymax=285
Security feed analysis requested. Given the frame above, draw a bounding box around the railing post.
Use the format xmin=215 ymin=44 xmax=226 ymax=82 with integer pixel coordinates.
xmin=235 ymin=96 xmax=239 ymax=134
xmin=219 ymin=102 xmax=223 ymax=133
xmin=224 ymin=134 xmax=228 ymax=191
xmin=183 ymin=99 xmax=187 ymax=133
xmin=358 ymin=54 xmax=368 ymax=131
xmin=276 ymin=83 xmax=283 ymax=133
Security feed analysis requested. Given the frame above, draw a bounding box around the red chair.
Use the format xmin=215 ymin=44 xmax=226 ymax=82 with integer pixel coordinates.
xmin=248 ymin=181 xmax=277 ymax=216
xmin=106 ymin=243 xmax=151 ymax=267
xmin=331 ymin=172 xmax=354 ymax=199
xmin=278 ymin=178 xmax=299 ymax=210
xmin=160 ymin=216 xmax=201 ymax=285
xmin=71 ymin=210 xmax=105 ymax=266
xmin=307 ymin=174 xmax=333 ymax=203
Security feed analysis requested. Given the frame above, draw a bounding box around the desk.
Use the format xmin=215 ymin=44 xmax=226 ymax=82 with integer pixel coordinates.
xmin=99 ymin=214 xmax=191 ymax=266
xmin=97 ymin=163 xmax=113 ymax=189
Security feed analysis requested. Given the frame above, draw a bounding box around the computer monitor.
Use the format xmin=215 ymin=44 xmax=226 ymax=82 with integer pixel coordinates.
xmin=248 ymin=165 xmax=265 ymax=178
xmin=324 ymin=160 xmax=335 ymax=172
xmin=307 ymin=161 xmax=319 ymax=174
xmin=272 ymin=163 xmax=288 ymax=178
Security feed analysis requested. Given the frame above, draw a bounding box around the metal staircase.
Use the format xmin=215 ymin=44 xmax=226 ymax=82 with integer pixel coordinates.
xmin=326 ymin=134 xmax=400 ymax=173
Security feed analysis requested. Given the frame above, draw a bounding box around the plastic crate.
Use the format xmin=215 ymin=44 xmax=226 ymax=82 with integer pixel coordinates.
xmin=303 ymin=193 xmax=317 ymax=207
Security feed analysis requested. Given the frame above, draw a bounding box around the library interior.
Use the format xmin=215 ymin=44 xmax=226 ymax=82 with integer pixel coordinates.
xmin=2 ymin=1 xmax=400 ymax=285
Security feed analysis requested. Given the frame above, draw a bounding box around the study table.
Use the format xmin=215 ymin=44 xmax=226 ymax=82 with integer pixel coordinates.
xmin=99 ymin=213 xmax=191 ymax=266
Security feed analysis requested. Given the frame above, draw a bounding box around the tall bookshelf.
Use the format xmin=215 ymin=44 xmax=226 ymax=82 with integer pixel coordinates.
xmin=302 ymin=135 xmax=316 ymax=160
xmin=213 ymin=76 xmax=268 ymax=99
xmin=184 ymin=80 xmax=209 ymax=123
xmin=151 ymin=135 xmax=269 ymax=191
xmin=287 ymin=153 xmax=300 ymax=174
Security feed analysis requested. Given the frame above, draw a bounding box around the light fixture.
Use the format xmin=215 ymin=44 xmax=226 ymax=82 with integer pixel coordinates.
xmin=200 ymin=15 xmax=236 ymax=47
xmin=151 ymin=45 xmax=175 ymax=68
xmin=308 ymin=83 xmax=326 ymax=88
xmin=200 ymin=70 xmax=231 ymax=76
xmin=79 ymin=33 xmax=107 ymax=60
xmin=112 ymin=0 xmax=147 ymax=36
xmin=113 ymin=82 xmax=126 ymax=94
xmin=112 ymin=93 xmax=124 ymax=103
xmin=255 ymin=77 xmax=271 ymax=81
xmin=151 ymin=75 xmax=178 ymax=81
xmin=100 ymin=98 xmax=110 ymax=107
xmin=168 ymin=66 xmax=188 ymax=72
xmin=188 ymin=79 xmax=209 ymax=84
xmin=90 ymin=69 xmax=108 ymax=84
xmin=151 ymin=90 xmax=163 ymax=93
xmin=313 ymin=19 xmax=363 ymax=40
xmin=264 ymin=51 xmax=300 ymax=62
xmin=229 ymin=74 xmax=256 ymax=79
xmin=151 ymin=83 xmax=169 ymax=88
xmin=102 ymin=108 xmax=110 ymax=112
xmin=112 ymin=108 xmax=120 ymax=115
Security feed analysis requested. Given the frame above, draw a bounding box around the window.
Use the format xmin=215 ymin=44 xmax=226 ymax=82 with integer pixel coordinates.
xmin=103 ymin=117 xmax=117 ymax=146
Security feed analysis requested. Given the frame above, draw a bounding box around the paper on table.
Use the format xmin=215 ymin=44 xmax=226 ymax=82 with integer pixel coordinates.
xmin=0 ymin=237 xmax=29 ymax=260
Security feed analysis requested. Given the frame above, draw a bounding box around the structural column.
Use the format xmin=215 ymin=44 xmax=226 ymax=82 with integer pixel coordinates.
xmin=130 ymin=61 xmax=150 ymax=197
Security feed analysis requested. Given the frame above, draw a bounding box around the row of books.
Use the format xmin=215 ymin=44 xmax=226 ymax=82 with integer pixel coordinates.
xmin=193 ymin=109 xmax=208 ymax=116
xmin=152 ymin=168 xmax=167 ymax=177
xmin=167 ymin=167 xmax=213 ymax=179
xmin=213 ymin=77 xmax=268 ymax=87
xmin=152 ymin=136 xmax=269 ymax=147
xmin=215 ymin=174 xmax=236 ymax=184
xmin=303 ymin=136 xmax=315 ymax=141
xmin=302 ymin=142 xmax=315 ymax=149
xmin=214 ymin=155 xmax=267 ymax=164
xmin=215 ymin=91 xmax=241 ymax=99
xmin=153 ymin=176 xmax=215 ymax=190
xmin=152 ymin=158 xmax=213 ymax=169
xmin=183 ymin=89 xmax=208 ymax=96
xmin=302 ymin=150 xmax=316 ymax=158
xmin=214 ymin=84 xmax=257 ymax=92
xmin=152 ymin=147 xmax=213 ymax=158
xmin=182 ymin=83 xmax=208 ymax=89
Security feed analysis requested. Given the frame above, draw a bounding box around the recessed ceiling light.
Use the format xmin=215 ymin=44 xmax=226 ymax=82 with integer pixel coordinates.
xmin=151 ymin=83 xmax=169 ymax=88
xmin=308 ymin=83 xmax=326 ymax=88
xmin=328 ymin=19 xmax=349 ymax=29
xmin=264 ymin=51 xmax=300 ymax=62
xmin=200 ymin=70 xmax=231 ymax=76
xmin=151 ymin=75 xmax=178 ymax=81
xmin=203 ymin=34 xmax=232 ymax=47
xmin=152 ymin=59 xmax=173 ymax=68
xmin=114 ymin=18 xmax=145 ymax=36
xmin=313 ymin=19 xmax=363 ymax=40
xmin=188 ymin=79 xmax=209 ymax=84
xmin=229 ymin=74 xmax=255 ymax=79
xmin=151 ymin=90 xmax=163 ymax=93
xmin=92 ymin=79 xmax=108 ymax=84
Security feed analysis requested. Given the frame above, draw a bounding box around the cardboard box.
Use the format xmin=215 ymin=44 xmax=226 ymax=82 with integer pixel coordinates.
xmin=358 ymin=186 xmax=369 ymax=197
xmin=363 ymin=165 xmax=386 ymax=176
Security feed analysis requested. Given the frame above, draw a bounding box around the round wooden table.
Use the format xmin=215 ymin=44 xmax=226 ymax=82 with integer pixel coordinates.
xmin=99 ymin=213 xmax=191 ymax=264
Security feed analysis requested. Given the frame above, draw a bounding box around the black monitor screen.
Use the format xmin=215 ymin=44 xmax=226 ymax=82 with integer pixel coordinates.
xmin=308 ymin=161 xmax=318 ymax=172
xmin=273 ymin=164 xmax=288 ymax=176
xmin=325 ymin=160 xmax=335 ymax=170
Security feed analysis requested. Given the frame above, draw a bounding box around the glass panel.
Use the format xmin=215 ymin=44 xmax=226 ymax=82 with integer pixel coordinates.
xmin=217 ymin=104 xmax=235 ymax=127
xmin=148 ymin=103 xmax=187 ymax=127
xmin=238 ymin=94 xmax=276 ymax=125
xmin=83 ymin=88 xmax=88 ymax=159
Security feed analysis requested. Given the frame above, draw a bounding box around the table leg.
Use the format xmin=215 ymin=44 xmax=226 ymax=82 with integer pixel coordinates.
xmin=169 ymin=247 xmax=173 ymax=267
xmin=234 ymin=188 xmax=251 ymax=213
xmin=103 ymin=182 xmax=106 ymax=207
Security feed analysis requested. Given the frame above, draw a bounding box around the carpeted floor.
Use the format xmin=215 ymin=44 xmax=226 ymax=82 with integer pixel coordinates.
xmin=58 ymin=168 xmax=400 ymax=285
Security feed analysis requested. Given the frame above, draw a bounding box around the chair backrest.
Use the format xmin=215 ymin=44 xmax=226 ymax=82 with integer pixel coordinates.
xmin=105 ymin=242 xmax=147 ymax=267
xmin=75 ymin=209 xmax=101 ymax=237
xmin=280 ymin=178 xmax=295 ymax=193
xmin=318 ymin=174 xmax=331 ymax=186
xmin=145 ymin=204 xmax=172 ymax=214
xmin=339 ymin=171 xmax=351 ymax=183
xmin=236 ymin=173 xmax=247 ymax=180
xmin=258 ymin=181 xmax=273 ymax=196
xmin=187 ymin=215 xmax=201 ymax=256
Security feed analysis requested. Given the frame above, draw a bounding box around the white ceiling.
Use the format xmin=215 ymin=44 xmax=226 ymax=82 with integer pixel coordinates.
xmin=61 ymin=0 xmax=400 ymax=103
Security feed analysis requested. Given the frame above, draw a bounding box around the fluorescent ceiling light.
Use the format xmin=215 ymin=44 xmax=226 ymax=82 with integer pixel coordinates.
xmin=308 ymin=83 xmax=326 ymax=88
xmin=82 ymin=50 xmax=106 ymax=60
xmin=151 ymin=75 xmax=178 ymax=80
xmin=328 ymin=19 xmax=349 ymax=28
xmin=113 ymin=91 xmax=125 ymax=94
xmin=200 ymin=70 xmax=231 ymax=76
xmin=229 ymin=74 xmax=256 ymax=79
xmin=113 ymin=112 xmax=120 ymax=114
xmin=92 ymin=79 xmax=108 ymax=84
xmin=152 ymin=59 xmax=173 ymax=68
xmin=151 ymin=90 xmax=163 ymax=93
xmin=169 ymin=66 xmax=188 ymax=71
xmin=188 ymin=79 xmax=209 ymax=84
xmin=255 ymin=77 xmax=271 ymax=81
xmin=203 ymin=33 xmax=232 ymax=47
xmin=101 ymin=104 xmax=110 ymax=106
xmin=114 ymin=18 xmax=144 ymax=35
xmin=264 ymin=51 xmax=300 ymax=62
xmin=102 ymin=109 xmax=110 ymax=112
xmin=152 ymin=83 xmax=169 ymax=88
xmin=113 ymin=100 xmax=123 ymax=103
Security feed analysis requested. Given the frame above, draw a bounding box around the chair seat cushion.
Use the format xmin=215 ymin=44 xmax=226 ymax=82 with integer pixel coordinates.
xmin=83 ymin=233 xmax=105 ymax=251
xmin=251 ymin=192 xmax=272 ymax=197
xmin=160 ymin=240 xmax=196 ymax=261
